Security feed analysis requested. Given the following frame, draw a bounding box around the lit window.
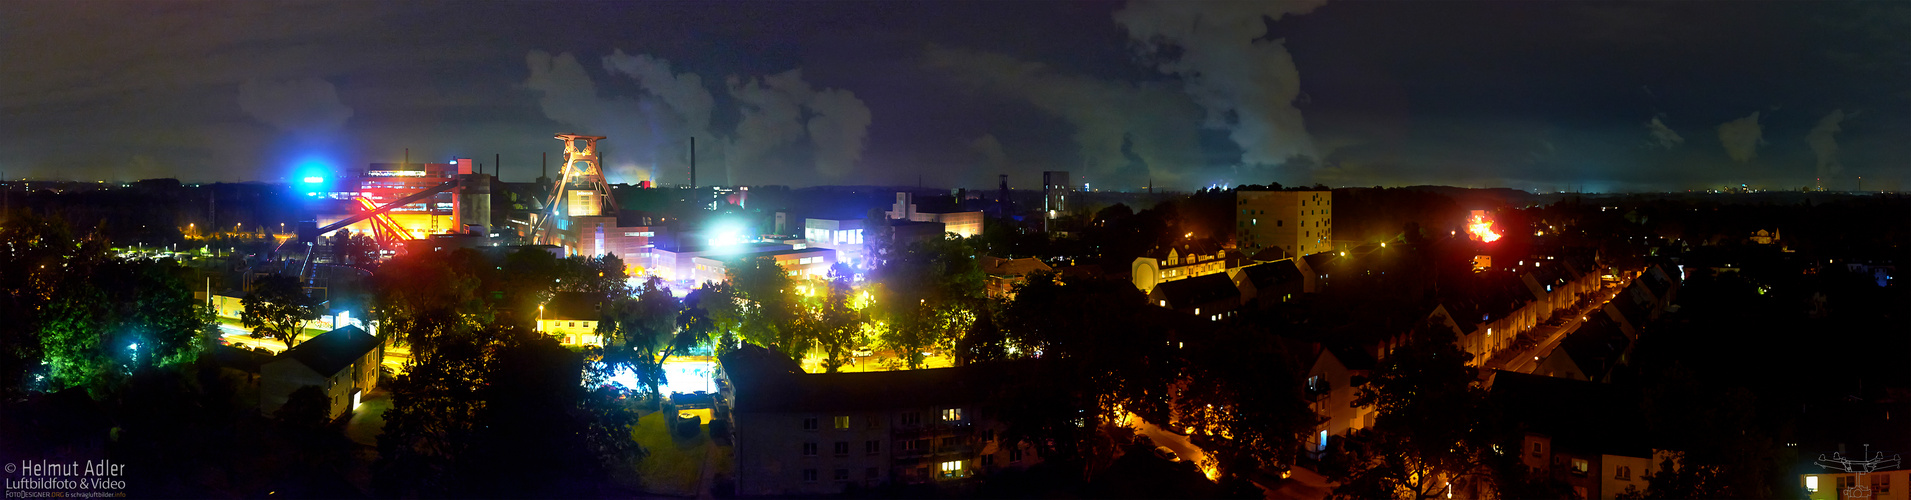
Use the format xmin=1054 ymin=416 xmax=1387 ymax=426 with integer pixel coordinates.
xmin=939 ymin=460 xmax=964 ymax=477
xmin=834 ymin=415 xmax=850 ymax=429
xmin=942 ymin=408 xmax=963 ymax=421
xmin=1571 ymin=458 xmax=1589 ymax=475
xmin=1805 ymin=476 xmax=1818 ymax=493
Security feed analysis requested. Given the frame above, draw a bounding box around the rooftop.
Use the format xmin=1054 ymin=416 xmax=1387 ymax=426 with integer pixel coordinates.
xmin=274 ymin=325 xmax=380 ymax=377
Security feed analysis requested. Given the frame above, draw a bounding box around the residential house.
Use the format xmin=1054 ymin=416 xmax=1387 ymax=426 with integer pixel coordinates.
xmin=1303 ymin=343 xmax=1375 ymax=458
xmin=1491 ymin=370 xmax=1659 ymax=500
xmin=260 ymin=325 xmax=383 ymax=419
xmin=1534 ymin=314 xmax=1632 ymax=383
xmin=980 ymin=256 xmax=1052 ymax=300
xmin=1131 ymin=243 xmax=1236 ymax=294
xmin=1230 ymin=259 xmax=1307 ymax=308
xmin=1148 ymin=273 xmax=1242 ymax=321
xmin=539 ymin=291 xmax=606 ymax=347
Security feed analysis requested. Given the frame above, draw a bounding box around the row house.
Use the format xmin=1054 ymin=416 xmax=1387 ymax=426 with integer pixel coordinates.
xmin=1131 ymin=242 xmax=1238 ymax=294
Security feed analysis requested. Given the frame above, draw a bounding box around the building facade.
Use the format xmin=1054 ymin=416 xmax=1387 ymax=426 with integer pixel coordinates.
xmin=1234 ymin=190 xmax=1333 ymax=258
xmin=317 ymin=161 xmax=468 ymax=239
xmin=259 ymin=325 xmax=384 ymax=420
xmin=885 ymin=193 xmax=985 ymax=238
xmin=720 ymin=346 xmax=1044 ymax=496
xmin=805 ymin=218 xmax=866 ymax=269
xmin=1131 ymin=246 xmax=1234 ymax=294
xmin=538 ymin=291 xmax=605 ymax=347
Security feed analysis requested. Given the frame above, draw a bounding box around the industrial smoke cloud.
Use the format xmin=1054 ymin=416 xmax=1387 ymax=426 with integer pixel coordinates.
xmin=1113 ymin=0 xmax=1324 ymax=168
xmin=726 ymin=70 xmax=872 ymax=180
xmin=923 ymin=45 xmax=1205 ymax=189
xmin=526 ymin=50 xmax=871 ymax=185
xmin=1806 ymin=109 xmax=1846 ymax=180
xmin=1716 ymin=111 xmax=1764 ymax=163
xmin=237 ymin=77 xmax=355 ymax=140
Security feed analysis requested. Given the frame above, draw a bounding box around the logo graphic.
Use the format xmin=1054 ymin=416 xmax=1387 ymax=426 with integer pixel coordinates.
xmin=1817 ymin=444 xmax=1902 ymax=499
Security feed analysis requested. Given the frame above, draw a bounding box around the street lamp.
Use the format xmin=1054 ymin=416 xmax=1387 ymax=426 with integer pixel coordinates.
xmin=537 ymin=304 xmax=545 ymax=332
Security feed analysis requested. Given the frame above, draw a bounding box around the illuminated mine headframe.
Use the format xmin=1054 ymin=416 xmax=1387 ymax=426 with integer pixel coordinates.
xmin=531 ymin=134 xmax=619 ymax=246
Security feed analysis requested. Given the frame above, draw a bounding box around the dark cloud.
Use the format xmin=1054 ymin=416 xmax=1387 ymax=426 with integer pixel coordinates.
xmin=1 ymin=1 xmax=1907 ymax=191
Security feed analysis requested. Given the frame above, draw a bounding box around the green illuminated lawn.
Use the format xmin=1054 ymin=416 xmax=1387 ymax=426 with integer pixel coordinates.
xmin=630 ymin=411 xmax=713 ymax=496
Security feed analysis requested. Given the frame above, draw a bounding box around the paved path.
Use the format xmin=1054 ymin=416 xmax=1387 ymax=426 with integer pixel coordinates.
xmin=695 ymin=435 xmax=720 ymax=500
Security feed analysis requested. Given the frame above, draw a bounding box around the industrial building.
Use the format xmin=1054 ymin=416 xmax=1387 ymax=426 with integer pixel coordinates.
xmin=884 ymin=192 xmax=984 ymax=238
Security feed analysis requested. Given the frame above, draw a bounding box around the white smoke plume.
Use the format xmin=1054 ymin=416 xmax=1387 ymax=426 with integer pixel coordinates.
xmin=602 ymin=50 xmax=717 ymax=184
xmin=1716 ymin=111 xmax=1764 ymax=163
xmin=969 ymin=134 xmax=1008 ymax=168
xmin=603 ymin=50 xmax=716 ymax=141
xmin=1113 ymin=0 xmax=1324 ymax=167
xmin=1807 ymin=109 xmax=1846 ymax=180
xmin=526 ymin=50 xmax=871 ymax=185
xmin=1645 ymin=115 xmax=1684 ymax=149
xmin=923 ymin=46 xmax=1204 ymax=187
xmin=804 ymin=88 xmax=873 ymax=178
xmin=523 ymin=50 xmax=648 ymax=181
xmin=725 ymin=69 xmax=872 ymax=182
xmin=237 ymin=77 xmax=354 ymax=140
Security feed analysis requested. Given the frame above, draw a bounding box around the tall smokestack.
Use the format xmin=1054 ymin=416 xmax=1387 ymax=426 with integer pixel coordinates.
xmin=690 ymin=136 xmax=697 ymax=189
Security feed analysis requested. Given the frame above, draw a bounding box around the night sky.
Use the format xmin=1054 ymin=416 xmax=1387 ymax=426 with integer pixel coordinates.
xmin=4 ymin=1 xmax=1907 ymax=192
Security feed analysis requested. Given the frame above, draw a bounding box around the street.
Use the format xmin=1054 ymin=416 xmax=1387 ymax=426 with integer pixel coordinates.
xmin=1492 ymin=279 xmax=1633 ymax=375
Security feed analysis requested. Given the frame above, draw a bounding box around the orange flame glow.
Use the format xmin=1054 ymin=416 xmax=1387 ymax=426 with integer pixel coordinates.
xmin=1467 ymin=213 xmax=1502 ymax=243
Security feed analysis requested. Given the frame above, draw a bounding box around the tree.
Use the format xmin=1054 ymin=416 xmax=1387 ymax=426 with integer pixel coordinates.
xmin=994 ymin=273 xmax=1181 ymax=462
xmin=954 ymin=310 xmax=1005 ymax=366
xmin=1172 ymin=325 xmax=1316 ymax=478
xmin=606 ymin=277 xmax=683 ymax=403
xmin=729 ymin=255 xmax=802 ymax=354
xmin=811 ymin=276 xmax=864 ymax=372
xmin=241 ymin=273 xmax=321 ymax=348
xmin=5 ymin=215 xmax=209 ymax=396
xmin=1333 ymin=313 xmax=1496 ymax=500
xmin=685 ymin=281 xmax=744 ymax=355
